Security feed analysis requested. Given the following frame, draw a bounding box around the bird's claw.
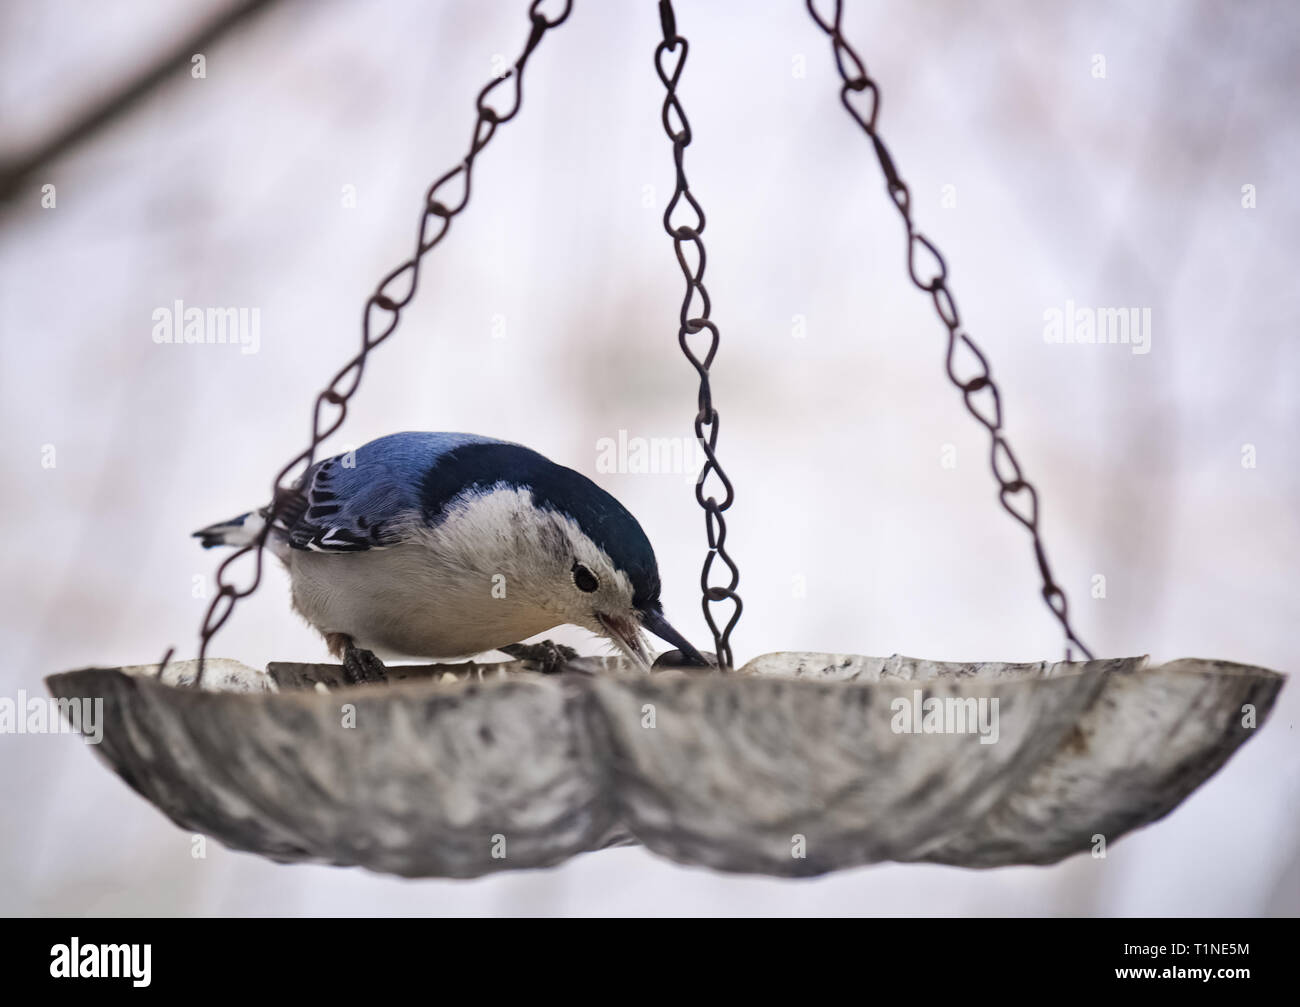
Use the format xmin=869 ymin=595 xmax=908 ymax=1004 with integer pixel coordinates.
xmin=500 ymin=640 xmax=579 ymax=675
xmin=342 ymin=643 xmax=389 ymax=685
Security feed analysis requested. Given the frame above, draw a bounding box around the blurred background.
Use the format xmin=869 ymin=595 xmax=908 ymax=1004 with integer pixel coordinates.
xmin=2 ymin=0 xmax=1297 ymax=916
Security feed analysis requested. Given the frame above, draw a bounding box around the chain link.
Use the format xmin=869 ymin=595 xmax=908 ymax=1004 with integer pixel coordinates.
xmin=806 ymin=0 xmax=1093 ymax=661
xmin=165 ymin=0 xmax=573 ymax=686
xmin=655 ymin=0 xmax=742 ymax=669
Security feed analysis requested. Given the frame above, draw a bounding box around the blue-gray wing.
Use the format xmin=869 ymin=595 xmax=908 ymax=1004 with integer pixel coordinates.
xmin=281 ymin=431 xmax=503 ymax=552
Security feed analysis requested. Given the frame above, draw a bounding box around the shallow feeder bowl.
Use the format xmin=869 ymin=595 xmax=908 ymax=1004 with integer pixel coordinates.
xmin=46 ymin=653 xmax=1283 ymax=878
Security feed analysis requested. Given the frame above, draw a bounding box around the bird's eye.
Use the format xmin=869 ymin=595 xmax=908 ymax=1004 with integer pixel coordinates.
xmin=571 ymin=562 xmax=599 ymax=593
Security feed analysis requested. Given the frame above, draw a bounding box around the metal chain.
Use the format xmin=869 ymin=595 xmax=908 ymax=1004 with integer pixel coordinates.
xmin=164 ymin=0 xmax=573 ymax=686
xmin=655 ymin=0 xmax=742 ymax=669
xmin=806 ymin=0 xmax=1093 ymax=661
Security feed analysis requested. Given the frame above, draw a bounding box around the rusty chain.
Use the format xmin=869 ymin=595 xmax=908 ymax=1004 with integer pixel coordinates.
xmin=806 ymin=0 xmax=1093 ymax=660
xmin=655 ymin=0 xmax=742 ymax=669
xmin=166 ymin=0 xmax=573 ymax=686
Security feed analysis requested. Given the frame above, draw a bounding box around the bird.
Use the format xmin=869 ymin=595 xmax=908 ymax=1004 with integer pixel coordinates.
xmin=194 ymin=431 xmax=709 ymax=681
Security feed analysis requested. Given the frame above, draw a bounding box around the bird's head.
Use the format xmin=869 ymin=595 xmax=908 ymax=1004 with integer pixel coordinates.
xmin=552 ymin=522 xmax=709 ymax=669
xmin=421 ymin=441 xmax=711 ymax=669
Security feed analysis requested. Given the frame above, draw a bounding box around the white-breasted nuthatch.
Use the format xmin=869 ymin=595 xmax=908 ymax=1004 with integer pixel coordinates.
xmin=195 ymin=432 xmax=708 ymax=676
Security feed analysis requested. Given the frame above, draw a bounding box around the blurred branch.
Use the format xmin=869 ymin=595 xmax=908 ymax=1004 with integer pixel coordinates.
xmin=0 ymin=0 xmax=286 ymax=205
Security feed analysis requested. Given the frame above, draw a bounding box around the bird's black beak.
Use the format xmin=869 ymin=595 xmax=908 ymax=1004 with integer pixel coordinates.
xmin=638 ymin=607 xmax=711 ymax=667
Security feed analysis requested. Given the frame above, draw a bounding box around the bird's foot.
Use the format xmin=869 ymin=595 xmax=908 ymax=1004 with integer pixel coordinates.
xmin=499 ymin=640 xmax=579 ymax=675
xmin=341 ymin=642 xmax=389 ymax=685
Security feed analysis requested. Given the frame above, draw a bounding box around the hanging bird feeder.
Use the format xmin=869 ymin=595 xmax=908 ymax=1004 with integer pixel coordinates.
xmin=47 ymin=0 xmax=1285 ymax=878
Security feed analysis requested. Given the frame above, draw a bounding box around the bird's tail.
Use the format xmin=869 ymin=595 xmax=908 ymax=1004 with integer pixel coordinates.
xmin=192 ymin=510 xmax=267 ymax=549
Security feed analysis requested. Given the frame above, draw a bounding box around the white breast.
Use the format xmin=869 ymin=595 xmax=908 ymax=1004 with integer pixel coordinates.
xmin=285 ymin=488 xmax=567 ymax=660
